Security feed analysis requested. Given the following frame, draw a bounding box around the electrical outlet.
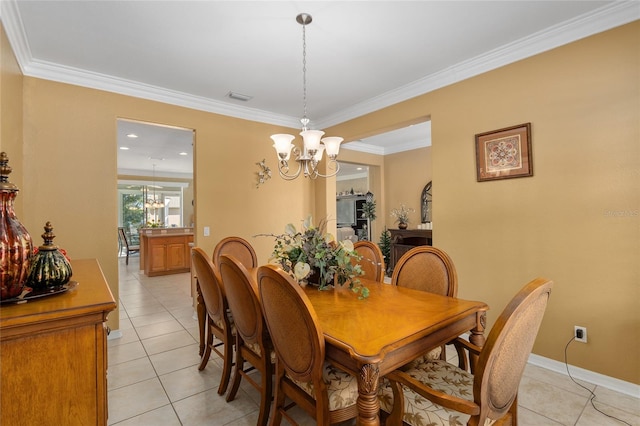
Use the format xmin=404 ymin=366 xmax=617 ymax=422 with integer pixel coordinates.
xmin=204 ymin=226 xmax=210 ymax=237
xmin=574 ymin=326 xmax=587 ymax=343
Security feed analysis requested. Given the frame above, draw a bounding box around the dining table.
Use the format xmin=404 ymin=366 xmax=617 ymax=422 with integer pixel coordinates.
xmin=301 ymin=278 xmax=488 ymax=426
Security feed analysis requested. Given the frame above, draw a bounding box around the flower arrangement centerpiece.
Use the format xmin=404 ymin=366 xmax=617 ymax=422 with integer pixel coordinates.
xmin=265 ymin=216 xmax=369 ymax=298
xmin=391 ymin=204 xmax=415 ymax=229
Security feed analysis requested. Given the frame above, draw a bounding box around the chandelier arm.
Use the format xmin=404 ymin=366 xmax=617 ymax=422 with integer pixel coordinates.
xmin=277 ymin=159 xmax=303 ymax=180
xmin=312 ymin=158 xmax=341 ymax=179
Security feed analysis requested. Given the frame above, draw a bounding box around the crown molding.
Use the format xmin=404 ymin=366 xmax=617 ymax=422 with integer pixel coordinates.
xmin=315 ymin=2 xmax=640 ymax=129
xmin=3 ymin=1 xmax=638 ymax=134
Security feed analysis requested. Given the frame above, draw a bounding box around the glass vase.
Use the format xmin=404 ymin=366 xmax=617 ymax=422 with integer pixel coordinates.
xmin=0 ymin=152 xmax=33 ymax=300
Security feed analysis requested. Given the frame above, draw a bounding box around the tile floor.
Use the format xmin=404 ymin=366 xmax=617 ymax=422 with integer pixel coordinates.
xmin=108 ymin=255 xmax=639 ymax=425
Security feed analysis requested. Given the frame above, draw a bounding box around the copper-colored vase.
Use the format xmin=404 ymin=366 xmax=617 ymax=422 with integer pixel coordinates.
xmin=398 ymin=222 xmax=408 ymax=230
xmin=0 ymin=152 xmax=33 ymax=300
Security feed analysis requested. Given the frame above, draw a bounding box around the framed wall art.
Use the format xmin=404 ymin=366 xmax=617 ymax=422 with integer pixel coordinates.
xmin=475 ymin=123 xmax=532 ymax=182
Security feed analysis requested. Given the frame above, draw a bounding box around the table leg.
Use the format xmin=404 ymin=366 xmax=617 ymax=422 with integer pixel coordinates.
xmin=356 ymin=363 xmax=381 ymax=426
xmin=468 ymin=309 xmax=487 ymax=369
xmin=196 ymin=281 xmax=206 ymax=356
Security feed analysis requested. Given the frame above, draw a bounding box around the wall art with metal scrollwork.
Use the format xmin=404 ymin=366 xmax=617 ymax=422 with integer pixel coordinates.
xmin=421 ymin=181 xmax=432 ymax=223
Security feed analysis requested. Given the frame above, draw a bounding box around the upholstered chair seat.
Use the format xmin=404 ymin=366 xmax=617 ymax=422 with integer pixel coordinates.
xmin=380 ymin=358 xmax=496 ymax=426
xmin=290 ymin=362 xmax=359 ymax=411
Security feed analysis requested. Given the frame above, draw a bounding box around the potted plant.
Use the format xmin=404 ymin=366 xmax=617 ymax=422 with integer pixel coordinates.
xmin=391 ymin=204 xmax=415 ymax=229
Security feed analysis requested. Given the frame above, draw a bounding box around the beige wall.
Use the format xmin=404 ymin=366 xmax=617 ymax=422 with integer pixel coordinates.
xmin=384 ymin=147 xmax=432 ymax=229
xmin=0 ymin=24 xmax=24 ymax=212
xmin=2 ymin=21 xmax=638 ymax=384
xmin=326 ymin=22 xmax=639 ymax=384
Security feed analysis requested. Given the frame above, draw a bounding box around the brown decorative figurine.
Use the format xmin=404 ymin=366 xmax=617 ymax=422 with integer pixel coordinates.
xmin=27 ymin=222 xmax=73 ymax=290
xmin=0 ymin=152 xmax=33 ymax=300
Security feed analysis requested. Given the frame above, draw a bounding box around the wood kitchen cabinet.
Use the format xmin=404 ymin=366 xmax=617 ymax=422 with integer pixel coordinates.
xmin=0 ymin=259 xmax=116 ymax=425
xmin=140 ymin=232 xmax=194 ymax=277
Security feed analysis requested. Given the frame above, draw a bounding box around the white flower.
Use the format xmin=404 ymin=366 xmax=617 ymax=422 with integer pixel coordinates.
xmin=294 ymin=262 xmax=311 ymax=280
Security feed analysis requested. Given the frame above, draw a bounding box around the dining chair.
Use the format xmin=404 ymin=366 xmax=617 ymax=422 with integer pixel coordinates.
xmin=191 ymin=247 xmax=235 ymax=396
xmin=257 ymin=264 xmax=359 ymax=426
xmin=218 ymin=254 xmax=275 ymax=426
xmin=117 ymin=227 xmax=140 ymax=265
xmin=353 ymin=240 xmax=385 ymax=282
xmin=212 ymin=236 xmax=258 ymax=269
xmin=380 ymin=278 xmax=553 ymax=426
xmin=204 ymin=236 xmax=257 ymax=368
xmin=392 ymin=246 xmax=458 ymax=363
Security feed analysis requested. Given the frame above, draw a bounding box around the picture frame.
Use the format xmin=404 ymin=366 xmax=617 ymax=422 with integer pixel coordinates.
xmin=475 ymin=123 xmax=532 ymax=182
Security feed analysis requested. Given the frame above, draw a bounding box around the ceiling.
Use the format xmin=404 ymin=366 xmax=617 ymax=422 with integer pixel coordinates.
xmin=2 ymin=1 xmax=636 ymax=176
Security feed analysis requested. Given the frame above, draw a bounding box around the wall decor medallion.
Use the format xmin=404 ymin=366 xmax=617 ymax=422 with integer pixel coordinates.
xmin=256 ymin=159 xmax=272 ymax=188
xmin=475 ymin=123 xmax=532 ymax=182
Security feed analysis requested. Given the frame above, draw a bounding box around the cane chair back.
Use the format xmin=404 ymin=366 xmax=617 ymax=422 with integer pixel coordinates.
xmin=218 ymin=255 xmax=274 ymax=426
xmin=257 ymin=264 xmax=359 ymax=425
xmin=212 ymin=236 xmax=258 ymax=269
xmin=391 ymin=246 xmax=457 ymax=297
xmin=191 ymin=247 xmax=235 ymax=395
xmin=381 ymin=278 xmax=553 ymax=426
xmin=353 ymin=240 xmax=385 ymax=282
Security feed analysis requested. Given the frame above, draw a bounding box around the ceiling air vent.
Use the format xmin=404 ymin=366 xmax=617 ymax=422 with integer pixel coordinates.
xmin=226 ymin=91 xmax=253 ymax=102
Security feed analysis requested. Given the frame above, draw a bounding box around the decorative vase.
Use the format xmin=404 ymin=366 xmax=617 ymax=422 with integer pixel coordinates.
xmin=27 ymin=221 xmax=73 ymax=291
xmin=0 ymin=152 xmax=33 ymax=300
xmin=398 ymin=222 xmax=408 ymax=230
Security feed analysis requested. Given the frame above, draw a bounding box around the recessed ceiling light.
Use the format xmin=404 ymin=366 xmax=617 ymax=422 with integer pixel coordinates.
xmin=179 ymin=152 xmax=188 ymax=156
xmin=120 ymin=146 xmax=130 ymax=150
xmin=126 ymin=133 xmax=138 ymax=138
xmin=356 ymin=167 xmax=363 ymax=171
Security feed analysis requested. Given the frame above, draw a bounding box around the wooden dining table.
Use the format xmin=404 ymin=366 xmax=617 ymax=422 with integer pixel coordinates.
xmin=200 ymin=268 xmax=488 ymax=426
xmin=301 ymin=278 xmax=488 ymax=426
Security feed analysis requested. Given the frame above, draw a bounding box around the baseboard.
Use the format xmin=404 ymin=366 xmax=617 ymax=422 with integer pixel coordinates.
xmin=527 ymin=353 xmax=640 ymax=398
xmin=456 ymin=333 xmax=639 ymax=398
xmin=106 ymin=329 xmax=123 ymax=340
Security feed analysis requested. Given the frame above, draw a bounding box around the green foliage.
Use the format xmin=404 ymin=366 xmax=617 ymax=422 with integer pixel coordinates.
xmin=379 ymin=226 xmax=392 ymax=274
xmin=265 ymin=216 xmax=369 ymax=298
xmin=361 ymin=200 xmax=377 ymax=221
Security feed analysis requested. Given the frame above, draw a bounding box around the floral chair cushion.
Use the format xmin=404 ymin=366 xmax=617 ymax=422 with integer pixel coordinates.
xmin=379 ymin=359 xmax=496 ymax=426
xmin=401 ymin=346 xmax=442 ymax=371
xmin=246 ymin=341 xmax=277 ymax=364
xmin=289 ymin=362 xmax=359 ymax=411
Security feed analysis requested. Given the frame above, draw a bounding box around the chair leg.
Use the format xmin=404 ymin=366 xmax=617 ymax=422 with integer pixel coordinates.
xmin=125 ymin=250 xmax=129 ymax=265
xmin=270 ymin=368 xmax=286 ymax=426
xmin=257 ymin=358 xmax=273 ymax=426
xmin=198 ymin=326 xmax=213 ymax=371
xmin=196 ymin=284 xmax=206 ymax=357
xmin=218 ymin=334 xmax=234 ymax=395
xmin=226 ymin=339 xmax=244 ymax=401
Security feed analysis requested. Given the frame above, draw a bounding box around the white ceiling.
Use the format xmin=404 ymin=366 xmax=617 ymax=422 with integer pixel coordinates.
xmin=2 ymin=1 xmax=637 ymax=176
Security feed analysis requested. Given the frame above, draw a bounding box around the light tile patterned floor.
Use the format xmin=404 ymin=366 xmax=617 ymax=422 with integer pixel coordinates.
xmin=108 ymin=255 xmax=639 ymax=425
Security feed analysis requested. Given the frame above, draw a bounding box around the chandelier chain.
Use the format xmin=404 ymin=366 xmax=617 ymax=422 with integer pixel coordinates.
xmin=301 ymin=22 xmax=308 ymax=128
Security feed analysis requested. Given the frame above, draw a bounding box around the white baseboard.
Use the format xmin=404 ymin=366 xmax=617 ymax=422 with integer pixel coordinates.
xmin=527 ymin=353 xmax=640 ymax=398
xmin=106 ymin=329 xmax=123 ymax=340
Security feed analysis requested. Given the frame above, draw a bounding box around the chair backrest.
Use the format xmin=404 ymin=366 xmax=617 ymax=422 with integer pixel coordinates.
xmin=474 ymin=278 xmax=553 ymax=423
xmin=257 ymin=264 xmax=325 ymax=384
xmin=118 ymin=227 xmax=126 ymax=246
xmin=191 ymin=247 xmax=227 ymax=325
xmin=353 ymin=240 xmax=385 ymax=282
xmin=213 ymin=236 xmax=258 ymax=269
xmin=218 ymin=254 xmax=267 ymax=347
xmin=119 ymin=227 xmax=139 ymax=248
xmin=391 ymin=246 xmax=457 ymax=297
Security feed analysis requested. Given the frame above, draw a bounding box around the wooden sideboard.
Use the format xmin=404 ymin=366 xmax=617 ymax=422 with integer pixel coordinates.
xmin=0 ymin=259 xmax=116 ymax=425
xmin=389 ymin=228 xmax=433 ymax=273
xmin=139 ymin=228 xmax=194 ymax=277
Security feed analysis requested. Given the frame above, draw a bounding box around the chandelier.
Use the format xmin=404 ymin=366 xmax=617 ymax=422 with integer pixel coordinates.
xmin=144 ymin=164 xmax=164 ymax=209
xmin=270 ymin=13 xmax=343 ymax=180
